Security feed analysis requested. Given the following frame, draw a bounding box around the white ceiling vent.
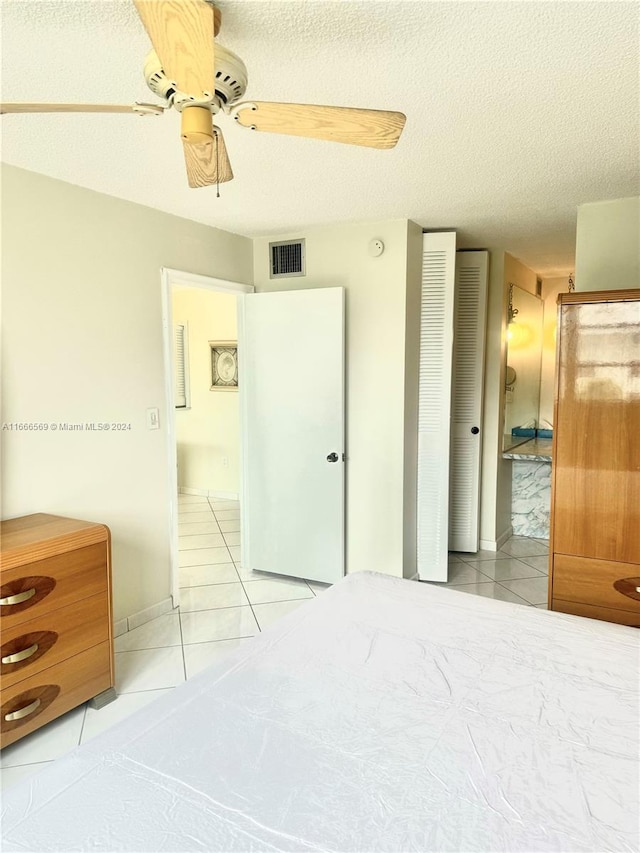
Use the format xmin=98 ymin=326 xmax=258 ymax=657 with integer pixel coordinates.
xmin=270 ymin=239 xmax=305 ymax=278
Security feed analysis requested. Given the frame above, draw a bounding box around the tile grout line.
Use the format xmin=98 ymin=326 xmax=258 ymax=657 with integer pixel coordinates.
xmin=179 ymin=546 xmax=229 ymax=553
xmin=101 ymin=686 xmax=176 ymax=696
xmin=456 ymin=552 xmax=547 ymax=565
xmin=443 ymin=581 xmax=543 ymax=608
xmin=492 ymin=578 xmax=547 ymax=606
xmin=183 ymin=636 xmax=254 ymax=648
xmin=472 ymin=564 xmax=546 ymax=584
xmin=76 ymin=705 xmax=89 ymax=747
xmin=177 ymin=607 xmax=188 ymax=681
xmin=211 ymin=506 xmax=263 ymax=634
xmin=114 ymin=643 xmax=181 ymax=654
xmin=234 ymin=572 xmax=263 ymax=632
xmin=1 ymin=759 xmax=54 ymax=771
xmin=179 ymin=579 xmax=249 ymax=588
xmin=213 ymin=508 xmax=240 ymax=565
xmin=180 ymin=595 xmax=313 ymax=615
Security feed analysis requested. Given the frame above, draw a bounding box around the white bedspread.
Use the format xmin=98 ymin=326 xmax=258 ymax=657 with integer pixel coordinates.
xmin=2 ymin=572 xmax=639 ymax=852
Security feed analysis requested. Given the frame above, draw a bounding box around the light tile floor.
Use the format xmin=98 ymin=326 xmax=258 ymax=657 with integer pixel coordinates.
xmin=0 ymin=496 xmax=327 ymax=791
xmin=439 ymin=536 xmax=550 ymax=607
xmin=1 ymin=496 xmax=549 ymax=791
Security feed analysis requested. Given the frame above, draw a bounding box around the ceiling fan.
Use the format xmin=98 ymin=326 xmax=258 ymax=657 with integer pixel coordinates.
xmin=0 ymin=0 xmax=406 ymax=191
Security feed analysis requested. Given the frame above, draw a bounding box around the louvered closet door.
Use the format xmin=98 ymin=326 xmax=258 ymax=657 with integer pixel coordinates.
xmin=417 ymin=232 xmax=457 ymax=582
xmin=449 ymin=252 xmax=489 ymax=552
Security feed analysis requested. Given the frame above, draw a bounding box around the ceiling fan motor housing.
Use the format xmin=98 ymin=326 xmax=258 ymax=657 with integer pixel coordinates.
xmin=144 ymin=45 xmax=248 ymax=113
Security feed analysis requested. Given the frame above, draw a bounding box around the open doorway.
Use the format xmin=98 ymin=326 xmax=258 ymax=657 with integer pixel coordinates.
xmin=163 ymin=271 xmax=346 ymax=610
xmin=161 ymin=269 xmax=253 ymax=607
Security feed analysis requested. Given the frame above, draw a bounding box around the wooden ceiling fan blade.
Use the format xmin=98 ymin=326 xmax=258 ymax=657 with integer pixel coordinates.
xmin=234 ymin=102 xmax=406 ymax=149
xmin=133 ymin=0 xmax=215 ymax=98
xmin=0 ymin=102 xmax=164 ymax=115
xmin=183 ymin=127 xmax=233 ymax=188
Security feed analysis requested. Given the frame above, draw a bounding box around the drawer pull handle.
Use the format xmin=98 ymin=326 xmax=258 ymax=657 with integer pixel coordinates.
xmin=4 ymin=698 xmax=41 ymax=722
xmin=0 ymin=588 xmax=36 ymax=607
xmin=612 ymin=577 xmax=640 ymax=602
xmin=2 ymin=643 xmax=39 ymax=665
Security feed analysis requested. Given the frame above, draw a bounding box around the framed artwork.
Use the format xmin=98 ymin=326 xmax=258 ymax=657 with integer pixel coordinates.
xmin=209 ymin=341 xmax=238 ymax=391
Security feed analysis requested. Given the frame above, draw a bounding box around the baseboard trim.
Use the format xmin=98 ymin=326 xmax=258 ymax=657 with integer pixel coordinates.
xmin=179 ymin=487 xmax=239 ymax=501
xmin=117 ymin=597 xmax=175 ymax=635
xmin=479 ymin=527 xmax=513 ymax=552
xmin=496 ymin=526 xmax=513 ymax=548
xmin=113 ymin=618 xmax=128 ymax=639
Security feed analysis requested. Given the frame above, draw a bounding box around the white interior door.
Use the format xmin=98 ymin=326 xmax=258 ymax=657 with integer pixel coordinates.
xmin=417 ymin=232 xmax=457 ymax=582
xmin=449 ymin=251 xmax=489 ymax=552
xmin=239 ymin=287 xmax=345 ymax=583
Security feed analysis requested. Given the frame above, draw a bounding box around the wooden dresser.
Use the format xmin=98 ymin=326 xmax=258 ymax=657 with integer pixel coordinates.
xmin=0 ymin=514 xmax=115 ymax=748
xmin=548 ymin=290 xmax=640 ymax=626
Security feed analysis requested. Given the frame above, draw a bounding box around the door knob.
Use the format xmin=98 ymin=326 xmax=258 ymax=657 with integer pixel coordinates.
xmin=471 ymin=426 xmax=480 ymax=435
xmin=326 ymin=452 xmax=339 ymax=463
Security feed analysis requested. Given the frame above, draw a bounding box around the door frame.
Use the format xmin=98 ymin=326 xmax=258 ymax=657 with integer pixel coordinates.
xmin=160 ymin=268 xmax=254 ymax=607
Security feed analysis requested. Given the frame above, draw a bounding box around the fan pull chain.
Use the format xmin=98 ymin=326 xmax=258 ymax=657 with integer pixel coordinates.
xmin=215 ymin=132 xmax=220 ymax=198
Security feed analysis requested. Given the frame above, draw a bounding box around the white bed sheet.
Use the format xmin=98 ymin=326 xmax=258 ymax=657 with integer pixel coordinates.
xmin=2 ymin=572 xmax=639 ymax=853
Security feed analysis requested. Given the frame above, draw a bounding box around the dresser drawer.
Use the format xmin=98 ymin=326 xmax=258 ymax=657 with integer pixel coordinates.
xmin=552 ymin=553 xmax=640 ymax=614
xmin=551 ymin=599 xmax=640 ymax=627
xmin=0 ymin=641 xmax=112 ymax=749
xmin=0 ymin=543 xmax=107 ymax=631
xmin=1 ymin=593 xmax=110 ymax=689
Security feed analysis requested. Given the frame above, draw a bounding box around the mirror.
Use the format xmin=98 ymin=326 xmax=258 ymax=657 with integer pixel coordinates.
xmin=503 ymin=284 xmax=543 ymax=449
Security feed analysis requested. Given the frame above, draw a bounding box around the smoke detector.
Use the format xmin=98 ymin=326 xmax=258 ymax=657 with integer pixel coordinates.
xmin=144 ymin=43 xmax=248 ymax=113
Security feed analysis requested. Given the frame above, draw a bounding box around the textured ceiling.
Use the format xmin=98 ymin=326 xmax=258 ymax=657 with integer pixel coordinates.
xmin=1 ymin=0 xmax=638 ymax=275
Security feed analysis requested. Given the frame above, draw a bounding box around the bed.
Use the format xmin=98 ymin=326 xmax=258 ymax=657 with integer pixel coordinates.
xmin=2 ymin=572 xmax=638 ymax=852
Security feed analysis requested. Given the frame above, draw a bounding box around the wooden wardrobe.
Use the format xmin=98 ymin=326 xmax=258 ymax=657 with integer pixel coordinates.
xmin=548 ymin=289 xmax=640 ymax=626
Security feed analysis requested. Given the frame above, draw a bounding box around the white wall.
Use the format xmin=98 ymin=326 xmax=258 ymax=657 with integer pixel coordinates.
xmin=172 ymin=288 xmax=239 ymax=496
xmin=575 ymin=197 xmax=640 ymax=291
xmin=253 ymin=220 xmax=421 ymax=579
xmin=505 ymin=253 xmax=538 ymax=296
xmin=1 ymin=165 xmax=253 ymax=621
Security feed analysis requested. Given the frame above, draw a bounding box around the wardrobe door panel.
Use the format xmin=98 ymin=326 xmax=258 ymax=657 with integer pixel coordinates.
xmin=553 ymin=298 xmax=640 ymax=565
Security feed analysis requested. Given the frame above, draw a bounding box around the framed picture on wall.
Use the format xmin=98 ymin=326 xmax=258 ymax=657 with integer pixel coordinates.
xmin=210 ymin=341 xmax=238 ymax=391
